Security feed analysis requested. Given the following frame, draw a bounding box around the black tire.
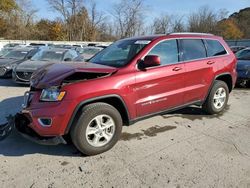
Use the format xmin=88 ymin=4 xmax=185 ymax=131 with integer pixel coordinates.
xmin=202 ymin=80 xmax=229 ymax=115
xmin=70 ymin=102 xmax=123 ymax=156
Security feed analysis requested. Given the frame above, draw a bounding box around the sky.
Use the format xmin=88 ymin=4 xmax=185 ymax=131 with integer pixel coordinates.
xmin=32 ymin=0 xmax=250 ymax=22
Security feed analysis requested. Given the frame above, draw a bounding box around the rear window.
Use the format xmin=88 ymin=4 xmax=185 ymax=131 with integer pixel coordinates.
xmin=205 ymin=40 xmax=227 ymax=57
xmin=180 ymin=39 xmax=206 ymax=61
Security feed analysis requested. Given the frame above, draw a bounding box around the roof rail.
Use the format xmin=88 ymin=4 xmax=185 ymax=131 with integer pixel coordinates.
xmin=169 ymin=32 xmax=214 ymax=36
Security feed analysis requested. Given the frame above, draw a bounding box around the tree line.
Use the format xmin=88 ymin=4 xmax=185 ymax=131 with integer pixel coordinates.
xmin=0 ymin=0 xmax=248 ymax=42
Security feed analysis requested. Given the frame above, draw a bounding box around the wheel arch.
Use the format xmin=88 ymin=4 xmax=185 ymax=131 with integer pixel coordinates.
xmin=64 ymin=94 xmax=130 ymax=134
xmin=215 ymin=73 xmax=233 ymax=93
xmin=204 ymin=73 xmax=233 ymax=103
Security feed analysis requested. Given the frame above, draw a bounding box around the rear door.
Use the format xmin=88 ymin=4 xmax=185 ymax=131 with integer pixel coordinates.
xmin=134 ymin=39 xmax=185 ymax=117
xmin=179 ymin=38 xmax=227 ymax=103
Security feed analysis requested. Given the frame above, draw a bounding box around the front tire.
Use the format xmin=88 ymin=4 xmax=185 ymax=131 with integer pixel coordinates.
xmin=202 ymin=80 xmax=229 ymax=114
xmin=70 ymin=102 xmax=122 ymax=156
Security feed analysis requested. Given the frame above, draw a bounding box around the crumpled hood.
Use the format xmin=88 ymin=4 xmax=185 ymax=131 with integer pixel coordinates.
xmin=30 ymin=62 xmax=118 ymax=89
xmin=237 ymin=60 xmax=250 ymax=71
xmin=16 ymin=60 xmax=54 ymax=72
xmin=0 ymin=58 xmax=19 ymax=67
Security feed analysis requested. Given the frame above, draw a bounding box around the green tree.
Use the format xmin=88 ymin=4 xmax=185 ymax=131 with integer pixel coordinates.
xmin=229 ymin=8 xmax=250 ymax=38
xmin=217 ymin=19 xmax=243 ymax=39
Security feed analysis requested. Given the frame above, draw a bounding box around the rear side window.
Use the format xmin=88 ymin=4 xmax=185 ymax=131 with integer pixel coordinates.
xmin=148 ymin=39 xmax=179 ymax=65
xmin=180 ymin=39 xmax=206 ymax=61
xmin=205 ymin=40 xmax=227 ymax=57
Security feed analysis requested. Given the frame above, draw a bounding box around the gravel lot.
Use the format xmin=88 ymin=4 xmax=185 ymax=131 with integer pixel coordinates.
xmin=0 ymin=79 xmax=250 ymax=188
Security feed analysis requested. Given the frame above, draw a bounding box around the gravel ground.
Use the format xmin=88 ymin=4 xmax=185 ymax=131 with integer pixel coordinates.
xmin=0 ymin=79 xmax=250 ymax=188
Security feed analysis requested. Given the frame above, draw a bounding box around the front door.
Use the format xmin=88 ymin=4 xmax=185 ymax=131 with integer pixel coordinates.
xmin=134 ymin=39 xmax=185 ymax=117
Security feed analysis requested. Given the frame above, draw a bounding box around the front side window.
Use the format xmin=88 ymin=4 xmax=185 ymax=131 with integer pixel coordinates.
xmin=180 ymin=39 xmax=206 ymax=61
xmin=89 ymin=39 xmax=150 ymax=67
xmin=147 ymin=40 xmax=179 ymax=66
xmin=205 ymin=40 xmax=227 ymax=57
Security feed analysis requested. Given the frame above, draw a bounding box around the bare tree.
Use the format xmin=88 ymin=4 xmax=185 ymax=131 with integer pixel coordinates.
xmin=112 ymin=0 xmax=146 ymax=38
xmin=171 ymin=16 xmax=186 ymax=32
xmin=152 ymin=14 xmax=171 ymax=34
xmin=47 ymin=0 xmax=85 ymax=40
xmin=187 ymin=6 xmax=218 ymax=33
xmin=87 ymin=0 xmax=105 ymax=40
xmin=5 ymin=0 xmax=37 ymax=40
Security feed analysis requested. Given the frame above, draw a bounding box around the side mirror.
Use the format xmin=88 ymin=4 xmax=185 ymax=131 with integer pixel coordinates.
xmin=27 ymin=56 xmax=32 ymax=59
xmin=142 ymin=55 xmax=161 ymax=68
xmin=64 ymin=58 xmax=72 ymax=62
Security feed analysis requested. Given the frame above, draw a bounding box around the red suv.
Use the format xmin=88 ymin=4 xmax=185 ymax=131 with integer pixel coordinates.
xmin=15 ymin=33 xmax=237 ymax=155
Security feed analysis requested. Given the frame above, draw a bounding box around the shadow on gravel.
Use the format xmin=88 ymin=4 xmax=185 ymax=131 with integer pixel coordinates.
xmin=0 ymin=96 xmax=24 ymax=123
xmin=0 ymin=95 xmax=80 ymax=157
xmin=120 ymin=125 xmax=177 ymax=141
xmin=0 ymin=130 xmax=79 ymax=157
xmin=0 ymin=95 xmax=231 ymax=157
xmin=161 ymin=105 xmax=230 ymax=121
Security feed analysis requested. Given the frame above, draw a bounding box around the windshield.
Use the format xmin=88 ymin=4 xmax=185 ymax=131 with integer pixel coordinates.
xmin=236 ymin=49 xmax=250 ymax=60
xmin=89 ymin=39 xmax=151 ymax=67
xmin=0 ymin=48 xmax=13 ymax=57
xmin=31 ymin=50 xmax=64 ymax=61
xmin=2 ymin=50 xmax=29 ymax=60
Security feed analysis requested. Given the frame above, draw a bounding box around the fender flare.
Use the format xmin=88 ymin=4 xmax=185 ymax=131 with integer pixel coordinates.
xmin=204 ymin=72 xmax=233 ymax=102
xmin=64 ymin=94 xmax=130 ymax=134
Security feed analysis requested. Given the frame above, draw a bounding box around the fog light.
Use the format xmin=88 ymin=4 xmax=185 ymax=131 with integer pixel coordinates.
xmin=38 ymin=118 xmax=52 ymax=127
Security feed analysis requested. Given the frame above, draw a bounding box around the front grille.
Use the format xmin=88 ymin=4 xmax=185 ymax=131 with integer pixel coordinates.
xmin=16 ymin=71 xmax=33 ymax=81
xmin=0 ymin=67 xmax=6 ymax=76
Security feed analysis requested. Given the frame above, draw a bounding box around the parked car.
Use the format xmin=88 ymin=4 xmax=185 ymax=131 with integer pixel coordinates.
xmin=0 ymin=47 xmax=39 ymax=78
xmin=53 ymin=44 xmax=74 ymax=49
xmin=0 ymin=47 xmax=14 ymax=57
xmin=29 ymin=43 xmax=46 ymax=47
xmin=3 ymin=43 xmax=21 ymax=48
xmin=95 ymin=44 xmax=109 ymax=49
xmin=235 ymin=48 xmax=250 ymax=87
xmin=77 ymin=46 xmax=103 ymax=60
xmin=230 ymin=46 xmax=246 ymax=53
xmin=14 ymin=33 xmax=236 ymax=155
xmin=226 ymin=39 xmax=250 ymax=47
xmin=12 ymin=48 xmax=80 ymax=84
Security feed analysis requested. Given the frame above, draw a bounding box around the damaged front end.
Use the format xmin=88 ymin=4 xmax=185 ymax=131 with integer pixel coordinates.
xmin=0 ymin=62 xmax=118 ymax=144
xmin=30 ymin=62 xmax=117 ymax=89
xmin=0 ymin=113 xmax=67 ymax=145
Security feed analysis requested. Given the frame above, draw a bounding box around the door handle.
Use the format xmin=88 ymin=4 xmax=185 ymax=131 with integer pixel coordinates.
xmin=207 ymin=61 xmax=215 ymax=65
xmin=172 ymin=67 xmax=182 ymax=71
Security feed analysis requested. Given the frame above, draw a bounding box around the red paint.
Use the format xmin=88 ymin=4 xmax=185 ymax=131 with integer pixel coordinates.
xmin=22 ymin=34 xmax=237 ymax=137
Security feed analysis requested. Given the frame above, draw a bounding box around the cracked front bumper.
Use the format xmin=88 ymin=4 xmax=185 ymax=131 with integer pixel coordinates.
xmin=14 ymin=113 xmax=67 ymax=145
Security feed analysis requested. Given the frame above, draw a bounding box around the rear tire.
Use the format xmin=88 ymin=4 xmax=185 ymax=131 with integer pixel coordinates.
xmin=70 ymin=102 xmax=122 ymax=156
xmin=202 ymin=80 xmax=229 ymax=115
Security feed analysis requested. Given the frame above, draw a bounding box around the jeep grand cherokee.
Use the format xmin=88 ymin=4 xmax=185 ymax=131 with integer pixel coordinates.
xmin=14 ymin=33 xmax=237 ymax=155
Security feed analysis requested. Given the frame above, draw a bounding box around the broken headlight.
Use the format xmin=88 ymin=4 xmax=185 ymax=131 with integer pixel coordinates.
xmin=40 ymin=88 xmax=66 ymax=102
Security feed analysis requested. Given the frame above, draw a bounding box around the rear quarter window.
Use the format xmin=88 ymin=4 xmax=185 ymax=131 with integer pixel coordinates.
xmin=180 ymin=39 xmax=206 ymax=61
xmin=205 ymin=39 xmax=227 ymax=57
